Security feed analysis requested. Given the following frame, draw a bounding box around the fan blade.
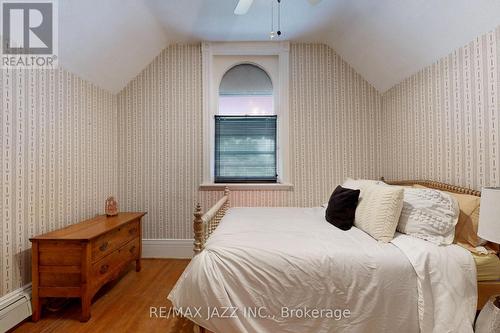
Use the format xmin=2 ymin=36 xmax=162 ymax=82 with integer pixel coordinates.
xmin=308 ymin=0 xmax=322 ymax=5
xmin=234 ymin=0 xmax=254 ymax=15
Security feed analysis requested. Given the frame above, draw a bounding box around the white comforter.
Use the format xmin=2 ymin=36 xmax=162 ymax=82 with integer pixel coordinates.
xmin=391 ymin=234 xmax=477 ymax=333
xmin=168 ymin=207 xmax=476 ymax=333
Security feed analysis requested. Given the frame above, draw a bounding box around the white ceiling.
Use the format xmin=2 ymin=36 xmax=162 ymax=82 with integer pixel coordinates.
xmin=58 ymin=0 xmax=500 ymax=93
xmin=59 ymin=0 xmax=168 ymax=93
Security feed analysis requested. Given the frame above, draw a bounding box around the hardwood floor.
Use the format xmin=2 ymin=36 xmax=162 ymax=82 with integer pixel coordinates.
xmin=12 ymin=259 xmax=194 ymax=333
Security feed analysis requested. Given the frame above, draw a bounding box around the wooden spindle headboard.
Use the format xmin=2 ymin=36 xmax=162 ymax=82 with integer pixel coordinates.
xmin=380 ymin=177 xmax=481 ymax=196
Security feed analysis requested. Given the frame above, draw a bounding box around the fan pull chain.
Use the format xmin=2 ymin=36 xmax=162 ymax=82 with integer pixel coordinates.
xmin=270 ymin=0 xmax=275 ymax=39
xmin=277 ymin=0 xmax=281 ymax=36
xmin=270 ymin=0 xmax=283 ymax=39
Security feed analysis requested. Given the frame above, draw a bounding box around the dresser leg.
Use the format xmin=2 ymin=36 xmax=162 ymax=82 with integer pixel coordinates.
xmin=80 ymin=295 xmax=91 ymax=322
xmin=31 ymin=296 xmax=41 ymax=322
xmin=136 ymin=259 xmax=141 ymax=272
xmin=31 ymin=240 xmax=41 ymax=322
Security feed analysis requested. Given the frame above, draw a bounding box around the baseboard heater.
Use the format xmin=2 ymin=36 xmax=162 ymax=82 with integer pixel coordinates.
xmin=0 ymin=285 xmax=32 ymax=332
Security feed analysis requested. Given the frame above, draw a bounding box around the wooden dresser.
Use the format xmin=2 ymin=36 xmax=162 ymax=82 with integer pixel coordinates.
xmin=30 ymin=212 xmax=146 ymax=322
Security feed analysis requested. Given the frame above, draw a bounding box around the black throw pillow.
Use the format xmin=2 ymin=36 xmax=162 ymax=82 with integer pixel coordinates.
xmin=325 ymin=185 xmax=360 ymax=231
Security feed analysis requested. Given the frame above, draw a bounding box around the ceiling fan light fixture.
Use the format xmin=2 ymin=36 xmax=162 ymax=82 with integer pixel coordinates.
xmin=234 ymin=0 xmax=254 ymax=15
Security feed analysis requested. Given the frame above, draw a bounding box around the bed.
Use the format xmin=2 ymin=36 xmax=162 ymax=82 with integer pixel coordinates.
xmin=168 ymin=180 xmax=500 ymax=333
xmin=383 ymin=179 xmax=500 ymax=311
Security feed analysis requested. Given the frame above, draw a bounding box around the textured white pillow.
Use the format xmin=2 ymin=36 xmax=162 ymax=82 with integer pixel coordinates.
xmin=354 ymin=184 xmax=404 ymax=242
xmin=398 ymin=188 xmax=459 ymax=245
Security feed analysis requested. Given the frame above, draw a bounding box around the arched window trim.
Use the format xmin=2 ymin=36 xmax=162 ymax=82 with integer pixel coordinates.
xmin=219 ymin=62 xmax=274 ymax=96
xmin=218 ymin=63 xmax=275 ymax=116
xmin=200 ymin=42 xmax=292 ymax=190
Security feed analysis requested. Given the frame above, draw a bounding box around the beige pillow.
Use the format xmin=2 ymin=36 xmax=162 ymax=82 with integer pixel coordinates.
xmin=354 ymin=184 xmax=404 ymax=242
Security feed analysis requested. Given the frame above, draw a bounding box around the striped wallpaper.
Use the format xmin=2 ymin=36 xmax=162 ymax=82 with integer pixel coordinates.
xmin=5 ymin=26 xmax=498 ymax=297
xmin=118 ymin=44 xmax=382 ymax=240
xmin=0 ymin=68 xmax=118 ymax=296
xmin=381 ymin=26 xmax=500 ymax=190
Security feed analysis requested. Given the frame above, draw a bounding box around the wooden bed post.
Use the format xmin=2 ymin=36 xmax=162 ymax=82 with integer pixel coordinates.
xmin=192 ymin=187 xmax=231 ymax=255
xmin=224 ymin=186 xmax=230 ymax=211
xmin=193 ymin=204 xmax=204 ymax=255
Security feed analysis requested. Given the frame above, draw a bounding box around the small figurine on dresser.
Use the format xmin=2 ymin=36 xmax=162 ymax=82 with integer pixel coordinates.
xmin=105 ymin=196 xmax=118 ymax=216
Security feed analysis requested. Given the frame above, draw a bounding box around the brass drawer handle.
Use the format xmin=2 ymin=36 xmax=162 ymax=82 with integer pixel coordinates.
xmin=99 ymin=264 xmax=109 ymax=274
xmin=99 ymin=242 xmax=109 ymax=252
xmin=129 ymin=245 xmax=136 ymax=253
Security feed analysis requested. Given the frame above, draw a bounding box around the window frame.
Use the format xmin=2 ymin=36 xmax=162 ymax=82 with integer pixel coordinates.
xmin=200 ymin=42 xmax=291 ymax=191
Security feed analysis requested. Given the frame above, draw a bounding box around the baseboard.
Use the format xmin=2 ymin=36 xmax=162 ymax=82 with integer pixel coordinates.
xmin=141 ymin=239 xmax=193 ymax=259
xmin=0 ymin=284 xmax=32 ymax=332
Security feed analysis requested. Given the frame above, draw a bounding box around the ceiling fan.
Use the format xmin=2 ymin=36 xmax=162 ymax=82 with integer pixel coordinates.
xmin=234 ymin=0 xmax=321 ymax=15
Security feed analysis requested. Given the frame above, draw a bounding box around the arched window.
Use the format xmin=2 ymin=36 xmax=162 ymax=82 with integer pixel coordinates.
xmin=219 ymin=64 xmax=274 ymax=115
xmin=215 ymin=64 xmax=277 ymax=183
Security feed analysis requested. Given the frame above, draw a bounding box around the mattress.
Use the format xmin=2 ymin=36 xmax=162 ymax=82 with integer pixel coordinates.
xmin=169 ymin=207 xmax=477 ymax=333
xmin=473 ymin=252 xmax=500 ymax=281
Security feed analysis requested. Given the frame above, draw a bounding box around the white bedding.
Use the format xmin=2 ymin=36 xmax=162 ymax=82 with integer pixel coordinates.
xmin=391 ymin=234 xmax=477 ymax=333
xmin=168 ymin=207 xmax=476 ymax=333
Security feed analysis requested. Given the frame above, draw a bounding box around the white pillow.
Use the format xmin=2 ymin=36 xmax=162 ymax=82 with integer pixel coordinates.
xmin=342 ymin=178 xmax=384 ymax=193
xmin=321 ymin=178 xmax=385 ymax=207
xmin=354 ymin=184 xmax=404 ymax=242
xmin=398 ymin=188 xmax=459 ymax=245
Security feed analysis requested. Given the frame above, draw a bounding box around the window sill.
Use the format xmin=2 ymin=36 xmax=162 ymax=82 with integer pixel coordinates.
xmin=199 ymin=183 xmax=294 ymax=191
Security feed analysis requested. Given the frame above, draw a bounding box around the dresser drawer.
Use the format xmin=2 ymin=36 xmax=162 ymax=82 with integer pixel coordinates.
xmin=90 ymin=238 xmax=140 ymax=286
xmin=91 ymin=219 xmax=140 ymax=261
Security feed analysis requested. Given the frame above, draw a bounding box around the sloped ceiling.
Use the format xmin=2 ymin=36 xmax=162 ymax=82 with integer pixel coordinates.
xmin=59 ymin=0 xmax=169 ymax=93
xmin=59 ymin=0 xmax=500 ymax=93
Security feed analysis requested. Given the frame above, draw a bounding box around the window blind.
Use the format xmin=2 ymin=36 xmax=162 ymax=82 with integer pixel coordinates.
xmin=215 ymin=116 xmax=277 ymax=183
